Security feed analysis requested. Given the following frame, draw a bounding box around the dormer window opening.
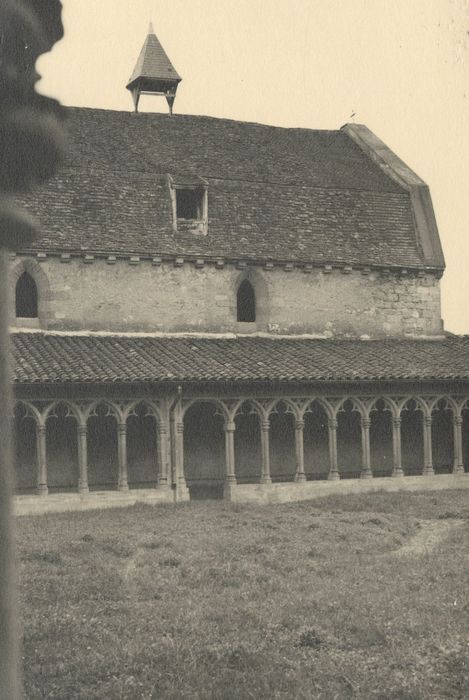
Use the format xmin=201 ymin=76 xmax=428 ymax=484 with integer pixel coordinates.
xmin=16 ymin=272 xmax=38 ymax=318
xmin=176 ymin=188 xmax=203 ymax=220
xmin=169 ymin=174 xmax=209 ymax=235
xmin=237 ymin=279 xmax=256 ymax=322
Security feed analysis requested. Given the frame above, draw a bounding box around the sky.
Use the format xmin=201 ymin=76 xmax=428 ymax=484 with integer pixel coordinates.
xmin=37 ymin=0 xmax=469 ymax=333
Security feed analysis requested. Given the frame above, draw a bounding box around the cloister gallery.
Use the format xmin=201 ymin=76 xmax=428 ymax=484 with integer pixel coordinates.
xmin=10 ymin=27 xmax=469 ymax=504
xmin=12 ymin=389 xmax=469 ymax=500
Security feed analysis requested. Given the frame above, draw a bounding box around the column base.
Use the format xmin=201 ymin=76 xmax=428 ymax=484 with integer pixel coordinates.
xmin=294 ymin=472 xmax=307 ymax=483
xmin=422 ymin=467 xmax=435 ymax=476
xmin=78 ymin=485 xmax=89 ymax=495
xmin=260 ymin=476 xmax=272 ymax=486
xmin=453 ymin=464 xmax=465 ymax=475
xmin=328 ymin=470 xmax=340 ymax=481
xmin=223 ymin=480 xmax=238 ymax=501
xmin=360 ymin=469 xmax=373 ymax=479
xmin=36 ymin=484 xmax=48 ymax=496
xmin=174 ymin=479 xmax=191 ymax=501
xmin=156 ymin=478 xmax=170 ymax=490
xmin=118 ymin=483 xmax=130 ymax=492
xmin=392 ymin=467 xmax=405 ymax=478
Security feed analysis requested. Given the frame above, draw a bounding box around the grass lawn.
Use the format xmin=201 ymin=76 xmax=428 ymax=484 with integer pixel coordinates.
xmin=17 ymin=489 xmax=469 ymax=699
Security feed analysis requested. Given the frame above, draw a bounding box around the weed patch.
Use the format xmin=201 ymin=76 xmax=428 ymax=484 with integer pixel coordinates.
xmin=22 ymin=550 xmax=62 ymax=565
xmin=158 ymin=557 xmax=181 ymax=568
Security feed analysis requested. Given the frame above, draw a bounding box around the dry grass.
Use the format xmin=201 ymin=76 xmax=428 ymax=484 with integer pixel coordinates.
xmin=17 ymin=489 xmax=469 ymax=699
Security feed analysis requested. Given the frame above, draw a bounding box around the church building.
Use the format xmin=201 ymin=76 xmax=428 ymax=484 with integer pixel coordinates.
xmin=11 ymin=26 xmax=469 ymax=505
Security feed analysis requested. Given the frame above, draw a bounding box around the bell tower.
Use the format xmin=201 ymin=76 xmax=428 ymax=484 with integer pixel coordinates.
xmin=126 ymin=23 xmax=181 ymax=114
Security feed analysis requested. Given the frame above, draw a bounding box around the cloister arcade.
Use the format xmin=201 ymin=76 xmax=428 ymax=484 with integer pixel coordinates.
xmin=13 ymin=390 xmax=469 ymax=499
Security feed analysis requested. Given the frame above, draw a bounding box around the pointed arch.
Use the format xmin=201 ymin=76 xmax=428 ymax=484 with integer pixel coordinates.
xmin=237 ymin=279 xmax=256 ymax=322
xmin=183 ymin=400 xmax=226 ymax=498
xmin=15 ymin=272 xmax=38 ymax=318
xmin=10 ymin=257 xmax=51 ymax=327
xmin=14 ymin=402 xmax=38 ymax=492
xmin=233 ymin=269 xmax=269 ymax=329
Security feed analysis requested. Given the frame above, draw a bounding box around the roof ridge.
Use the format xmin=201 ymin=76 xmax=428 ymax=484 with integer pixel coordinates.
xmin=63 ymin=105 xmax=342 ymax=134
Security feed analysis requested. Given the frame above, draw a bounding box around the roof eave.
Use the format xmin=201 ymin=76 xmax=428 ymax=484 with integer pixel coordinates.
xmin=125 ymin=75 xmax=182 ymax=92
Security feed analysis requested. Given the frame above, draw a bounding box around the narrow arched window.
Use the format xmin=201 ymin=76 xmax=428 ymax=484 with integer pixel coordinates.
xmin=16 ymin=272 xmax=38 ymax=318
xmin=237 ymin=280 xmax=255 ymax=322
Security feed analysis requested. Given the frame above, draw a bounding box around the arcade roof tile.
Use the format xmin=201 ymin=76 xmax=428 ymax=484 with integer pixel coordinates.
xmin=11 ymin=332 xmax=469 ymax=385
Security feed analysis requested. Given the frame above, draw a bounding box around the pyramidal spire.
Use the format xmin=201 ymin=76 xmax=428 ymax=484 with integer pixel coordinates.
xmin=126 ymin=24 xmax=182 ymax=114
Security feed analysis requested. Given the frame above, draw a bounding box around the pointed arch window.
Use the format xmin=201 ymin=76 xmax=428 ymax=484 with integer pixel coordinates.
xmin=16 ymin=272 xmax=38 ymax=318
xmin=237 ymin=280 xmax=256 ymax=322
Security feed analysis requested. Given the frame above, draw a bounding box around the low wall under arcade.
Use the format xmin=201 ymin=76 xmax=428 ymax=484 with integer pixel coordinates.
xmin=14 ymin=473 xmax=469 ymax=516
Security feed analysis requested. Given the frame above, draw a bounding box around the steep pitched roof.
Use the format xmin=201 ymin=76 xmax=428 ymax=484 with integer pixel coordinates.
xmin=17 ymin=107 xmax=442 ymax=270
xmin=126 ymin=26 xmax=181 ymax=87
xmin=12 ymin=332 xmax=469 ymax=384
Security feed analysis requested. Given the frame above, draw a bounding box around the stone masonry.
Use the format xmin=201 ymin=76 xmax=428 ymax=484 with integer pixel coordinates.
xmin=10 ymin=255 xmax=443 ymax=337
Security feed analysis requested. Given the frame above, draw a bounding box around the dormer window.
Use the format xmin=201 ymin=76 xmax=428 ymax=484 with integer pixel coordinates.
xmin=169 ymin=174 xmax=208 ymax=235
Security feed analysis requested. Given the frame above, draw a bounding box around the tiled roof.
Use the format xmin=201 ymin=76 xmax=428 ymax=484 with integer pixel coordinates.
xmin=16 ymin=107 xmax=432 ymax=269
xmin=11 ymin=332 xmax=469 ymax=385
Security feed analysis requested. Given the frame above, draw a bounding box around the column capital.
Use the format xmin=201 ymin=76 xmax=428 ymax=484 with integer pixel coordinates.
xmin=328 ymin=418 xmax=338 ymax=430
xmin=176 ymin=421 xmax=184 ymax=434
xmin=157 ymin=423 xmax=168 ymax=435
xmin=36 ymin=423 xmax=46 ymax=435
xmin=261 ymin=420 xmax=270 ymax=432
xmin=295 ymin=419 xmax=305 ymax=431
xmin=453 ymin=415 xmax=463 ymax=426
xmin=424 ymin=415 xmax=432 ymax=427
xmin=361 ymin=417 xmax=371 ymax=429
xmin=77 ymin=424 xmax=87 ymax=437
xmin=392 ymin=417 xmax=402 ymax=427
xmin=224 ymin=420 xmax=236 ymax=433
xmin=117 ymin=422 xmax=127 ymax=435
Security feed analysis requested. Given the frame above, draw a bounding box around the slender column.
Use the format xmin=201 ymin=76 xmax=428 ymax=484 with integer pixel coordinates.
xmin=294 ymin=419 xmax=306 ymax=482
xmin=260 ymin=419 xmax=272 ymax=484
xmin=327 ymin=418 xmax=340 ymax=480
xmin=422 ymin=415 xmax=434 ymax=475
xmin=360 ymin=417 xmax=372 ymax=479
xmin=224 ymin=420 xmax=237 ymax=499
xmin=224 ymin=421 xmax=237 ymax=484
xmin=392 ymin=417 xmax=404 ymax=477
xmin=157 ymin=421 xmax=170 ymax=488
xmin=452 ymin=414 xmax=464 ymax=474
xmin=170 ymin=415 xmax=177 ymax=486
xmin=77 ymin=423 xmax=89 ymax=493
xmin=175 ymin=421 xmax=188 ymax=492
xmin=35 ymin=424 xmax=48 ymax=495
xmin=117 ymin=422 xmax=129 ymax=491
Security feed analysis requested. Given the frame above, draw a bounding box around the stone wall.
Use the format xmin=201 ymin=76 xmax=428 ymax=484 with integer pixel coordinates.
xmin=10 ymin=255 xmax=443 ymax=338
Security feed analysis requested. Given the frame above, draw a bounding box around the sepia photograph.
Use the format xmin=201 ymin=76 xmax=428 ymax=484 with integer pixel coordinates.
xmin=1 ymin=1 xmax=468 ymax=697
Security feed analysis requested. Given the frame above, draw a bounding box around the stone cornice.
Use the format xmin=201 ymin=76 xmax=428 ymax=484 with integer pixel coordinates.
xmin=9 ymin=250 xmax=444 ymax=279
